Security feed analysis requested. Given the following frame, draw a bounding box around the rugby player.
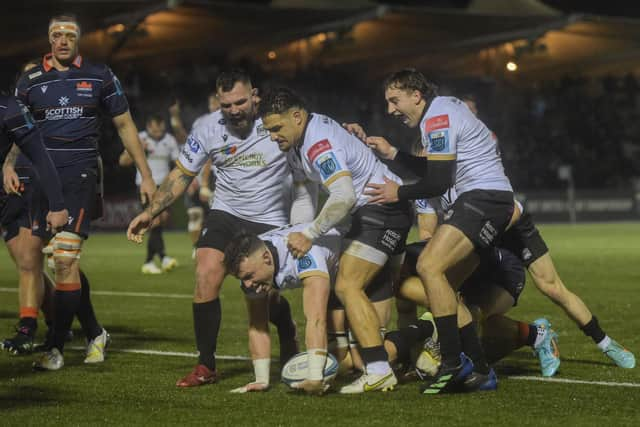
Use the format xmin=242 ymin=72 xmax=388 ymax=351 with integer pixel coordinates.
xmin=0 ymin=92 xmax=68 ymax=353
xmin=462 ymin=95 xmax=634 ymax=370
xmin=120 ymin=113 xmax=180 ymax=274
xmin=224 ymin=225 xmax=341 ymax=395
xmin=363 ymin=69 xmax=516 ymax=394
xmin=127 ymin=70 xmax=305 ymax=387
xmin=9 ymin=14 xmax=155 ymax=370
xmin=259 ymin=86 xmax=412 ymax=393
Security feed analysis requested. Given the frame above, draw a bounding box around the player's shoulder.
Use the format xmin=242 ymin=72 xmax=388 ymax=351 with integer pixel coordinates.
xmin=302 ymin=113 xmax=343 ymax=157
xmin=15 ymin=65 xmax=48 ymax=91
xmin=423 ymin=96 xmax=466 ymax=130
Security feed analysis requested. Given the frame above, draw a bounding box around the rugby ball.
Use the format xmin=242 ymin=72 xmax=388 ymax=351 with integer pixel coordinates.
xmin=281 ymin=351 xmax=338 ymax=386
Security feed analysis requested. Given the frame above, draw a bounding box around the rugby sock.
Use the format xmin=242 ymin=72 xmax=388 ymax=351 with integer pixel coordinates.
xmin=518 ymin=321 xmax=539 ymax=347
xmin=581 ymin=316 xmax=607 ymax=345
xmin=76 ymin=270 xmax=102 ymax=341
xmin=385 ymin=320 xmax=434 ymax=365
xmin=459 ymin=322 xmax=490 ymax=375
xmin=193 ymin=299 xmax=221 ymax=371
xmin=156 ymin=226 xmax=166 ymax=259
xmin=147 ymin=227 xmax=164 ymax=262
xmin=53 ymin=283 xmax=82 ymax=352
xmin=360 ymin=345 xmax=391 ymax=374
xmin=434 ymin=315 xmax=461 ymax=366
xmin=18 ymin=309 xmax=38 ymax=336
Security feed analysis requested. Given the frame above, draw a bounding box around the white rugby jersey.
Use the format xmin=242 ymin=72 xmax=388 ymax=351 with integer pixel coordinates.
xmin=420 ymin=97 xmax=512 ymax=195
xmin=288 ymin=113 xmax=402 ymax=210
xmin=260 ymin=224 xmax=341 ymax=291
xmin=176 ymin=111 xmax=292 ymax=225
xmin=137 ymin=131 xmax=180 ymax=186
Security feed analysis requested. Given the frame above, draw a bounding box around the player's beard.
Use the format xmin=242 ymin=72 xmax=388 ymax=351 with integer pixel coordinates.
xmin=225 ymin=107 xmax=256 ymax=137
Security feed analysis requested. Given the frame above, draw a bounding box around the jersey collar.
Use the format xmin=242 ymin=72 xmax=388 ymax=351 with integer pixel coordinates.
xmin=42 ymin=53 xmax=83 ymax=72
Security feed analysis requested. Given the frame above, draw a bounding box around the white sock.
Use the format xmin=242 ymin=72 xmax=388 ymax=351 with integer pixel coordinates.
xmin=597 ymin=335 xmax=611 ymax=351
xmin=366 ymin=361 xmax=391 ymax=375
xmin=533 ymin=325 xmax=547 ymax=348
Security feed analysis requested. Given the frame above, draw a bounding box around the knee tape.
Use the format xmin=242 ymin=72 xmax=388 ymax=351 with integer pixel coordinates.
xmin=52 ymin=231 xmax=83 ymax=260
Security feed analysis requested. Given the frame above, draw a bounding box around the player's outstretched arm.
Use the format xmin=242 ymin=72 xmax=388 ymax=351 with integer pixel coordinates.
xmin=113 ymin=111 xmax=155 ymax=204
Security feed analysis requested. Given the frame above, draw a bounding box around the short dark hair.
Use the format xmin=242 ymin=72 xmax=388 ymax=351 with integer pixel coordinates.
xmin=49 ymin=13 xmax=81 ymax=35
xmin=383 ymin=68 xmax=438 ymax=99
xmin=146 ymin=113 xmax=165 ymax=125
xmin=258 ymin=86 xmax=307 ymax=117
xmin=216 ymin=69 xmax=252 ymax=93
xmin=223 ymin=232 xmax=265 ymax=277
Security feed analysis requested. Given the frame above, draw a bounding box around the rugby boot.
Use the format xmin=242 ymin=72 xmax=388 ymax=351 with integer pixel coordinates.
xmin=532 ymin=318 xmax=560 ymax=377
xmin=463 ymin=368 xmax=498 ymax=392
xmin=420 ymin=353 xmax=474 ymax=395
xmin=161 ymin=256 xmax=178 ymax=272
xmin=1 ymin=325 xmax=35 ymax=355
xmin=602 ymin=339 xmax=635 ymax=369
xmin=339 ymin=370 xmax=397 ymax=394
xmin=33 ymin=347 xmax=64 ymax=371
xmin=176 ymin=364 xmax=217 ymax=387
xmin=84 ymin=328 xmax=110 ymax=364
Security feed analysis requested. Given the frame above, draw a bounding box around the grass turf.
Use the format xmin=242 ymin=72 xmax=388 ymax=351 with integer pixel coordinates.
xmin=1 ymin=223 xmax=639 ymax=426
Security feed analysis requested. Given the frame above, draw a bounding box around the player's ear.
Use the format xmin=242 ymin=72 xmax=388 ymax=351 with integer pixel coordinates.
xmin=412 ymin=89 xmax=422 ymax=105
xmin=292 ymin=109 xmax=303 ymax=125
xmin=262 ymin=249 xmax=271 ymax=265
xmin=252 ymin=88 xmax=260 ymax=104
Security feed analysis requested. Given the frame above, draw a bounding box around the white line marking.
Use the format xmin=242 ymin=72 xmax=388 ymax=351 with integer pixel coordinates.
xmin=68 ymin=346 xmax=250 ymax=361
xmin=509 ymin=375 xmax=640 ymax=388
xmin=0 ymin=287 xmax=192 ymax=299
xmin=66 ymin=346 xmax=640 ymax=388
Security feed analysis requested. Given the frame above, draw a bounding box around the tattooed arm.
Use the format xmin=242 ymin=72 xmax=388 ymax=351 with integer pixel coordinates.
xmin=145 ymin=166 xmax=195 ymax=218
xmin=127 ymin=166 xmax=194 ymax=243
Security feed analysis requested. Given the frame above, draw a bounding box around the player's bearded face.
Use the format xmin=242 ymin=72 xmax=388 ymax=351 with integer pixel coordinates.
xmin=49 ymin=22 xmax=79 ymax=64
xmin=385 ymin=87 xmax=422 ymax=128
xmin=218 ymin=83 xmax=257 ymax=133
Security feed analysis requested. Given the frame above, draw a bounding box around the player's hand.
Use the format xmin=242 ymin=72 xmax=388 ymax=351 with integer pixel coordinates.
xmin=364 ymin=136 xmax=398 ymax=160
xmin=3 ymin=166 xmax=20 ymax=194
xmin=364 ymin=176 xmax=400 ymax=204
xmin=342 ymin=122 xmax=367 ymax=141
xmin=286 ymin=232 xmax=312 ymax=258
xmin=127 ymin=210 xmax=153 ymax=243
xmin=46 ymin=209 xmax=69 ymax=234
xmin=229 ymin=382 xmax=269 ymax=393
xmin=139 ymin=177 xmax=156 ymax=206
xmin=290 ymin=379 xmax=329 ymax=395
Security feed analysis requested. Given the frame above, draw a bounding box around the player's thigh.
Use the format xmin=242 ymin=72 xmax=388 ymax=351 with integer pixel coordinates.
xmin=334 ymin=251 xmax=385 ymax=296
xmin=397 ymin=276 xmax=430 ymax=308
xmin=418 ymin=224 xmax=475 ymax=275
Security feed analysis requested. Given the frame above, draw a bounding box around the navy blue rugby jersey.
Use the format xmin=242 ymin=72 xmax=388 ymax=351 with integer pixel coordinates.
xmin=0 ymin=95 xmax=37 ymax=165
xmin=15 ymin=54 xmax=129 ymax=167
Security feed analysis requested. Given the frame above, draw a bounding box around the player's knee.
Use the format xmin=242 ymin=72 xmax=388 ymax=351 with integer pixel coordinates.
xmin=52 ymin=232 xmax=83 ymax=274
xmin=194 ymin=254 xmax=225 ymax=299
xmin=416 ymin=252 xmax=442 ymax=282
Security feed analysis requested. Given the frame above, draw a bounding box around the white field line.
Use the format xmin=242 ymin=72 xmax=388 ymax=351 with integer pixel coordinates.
xmin=69 ymin=346 xmax=639 ymax=388
xmin=4 ymin=287 xmax=638 ymax=388
xmin=0 ymin=287 xmax=192 ymax=299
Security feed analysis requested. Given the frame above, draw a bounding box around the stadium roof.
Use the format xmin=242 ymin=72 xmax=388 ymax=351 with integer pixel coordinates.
xmin=2 ymin=0 xmax=640 ymax=81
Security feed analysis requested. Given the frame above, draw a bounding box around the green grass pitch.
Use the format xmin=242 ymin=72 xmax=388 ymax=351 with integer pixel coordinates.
xmin=1 ymin=223 xmax=639 ymax=426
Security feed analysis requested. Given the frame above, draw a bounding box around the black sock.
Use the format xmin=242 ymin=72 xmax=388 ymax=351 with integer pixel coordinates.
xmin=359 ymin=345 xmax=388 ymax=364
xmin=53 ymin=287 xmax=82 ymax=352
xmin=386 ymin=318 xmax=436 ymax=364
xmin=193 ymin=299 xmax=221 ymax=371
xmin=18 ymin=317 xmax=37 ymax=335
xmin=76 ymin=270 xmax=102 ymax=340
xmin=269 ymin=295 xmax=296 ymax=342
xmin=155 ymin=226 xmax=166 ymax=259
xmin=526 ymin=324 xmax=538 ymax=347
xmin=147 ymin=227 xmax=162 ymax=262
xmin=581 ymin=316 xmax=606 ymax=344
xmin=434 ymin=315 xmax=461 ymax=366
xmin=459 ymin=322 xmax=490 ymax=374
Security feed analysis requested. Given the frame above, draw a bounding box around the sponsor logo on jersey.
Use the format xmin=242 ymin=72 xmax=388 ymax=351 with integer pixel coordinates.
xmin=416 ymin=199 xmax=429 ymax=209
xmin=58 ymin=96 xmax=70 ymax=106
xmin=45 ymin=106 xmax=84 ymax=121
xmin=76 ymin=81 xmax=92 ymax=91
xmin=223 ymin=152 xmax=266 ymax=168
xmin=380 ymin=229 xmax=401 ymax=251
xmin=297 ymin=254 xmax=317 ymax=271
xmin=428 ymin=130 xmax=449 ymax=152
xmin=425 ymin=114 xmax=449 ymax=132
xmin=180 ymin=146 xmax=193 ymax=163
xmin=223 ymin=145 xmax=237 ymax=155
xmin=307 ymin=139 xmax=332 ymax=163
xmin=218 ymin=118 xmax=226 ymax=125
xmin=29 ymin=71 xmax=42 ymax=80
xmin=40 ymin=85 xmax=48 ymax=93
xmin=222 ymin=134 xmax=228 ymax=142
xmin=187 ymin=135 xmax=201 ymax=154
xmin=316 ymin=152 xmax=341 ymax=181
